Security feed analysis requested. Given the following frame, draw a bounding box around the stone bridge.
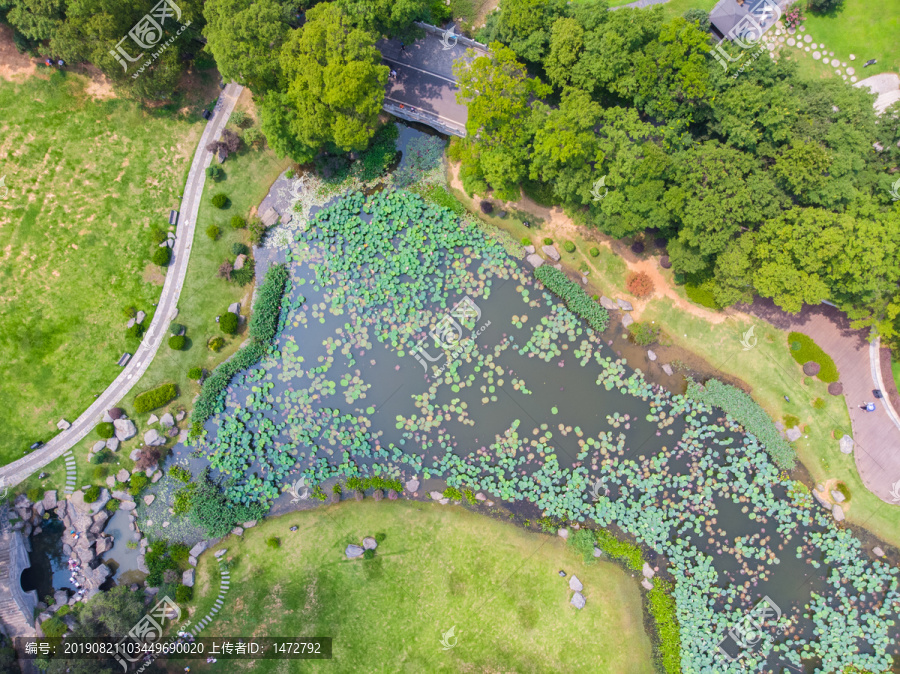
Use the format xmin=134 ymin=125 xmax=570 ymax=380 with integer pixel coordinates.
xmin=0 ymin=502 xmax=37 ymax=646
xmin=378 ymin=22 xmax=489 ymax=136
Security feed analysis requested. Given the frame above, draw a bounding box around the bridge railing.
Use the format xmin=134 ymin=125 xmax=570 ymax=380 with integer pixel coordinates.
xmin=413 ymin=21 xmax=490 ymax=54
xmin=383 ymin=101 xmax=467 ymax=137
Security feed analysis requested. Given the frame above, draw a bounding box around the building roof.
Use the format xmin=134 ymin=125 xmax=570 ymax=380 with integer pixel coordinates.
xmin=709 ymin=0 xmax=782 ymax=40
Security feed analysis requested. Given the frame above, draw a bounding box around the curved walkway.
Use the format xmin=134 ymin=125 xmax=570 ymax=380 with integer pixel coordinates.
xmin=746 ymin=299 xmax=900 ymax=504
xmin=0 ymin=83 xmax=244 ymax=490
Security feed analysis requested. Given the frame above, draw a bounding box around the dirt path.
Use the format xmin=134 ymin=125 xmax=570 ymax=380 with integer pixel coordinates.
xmin=447 ymin=161 xmax=728 ymax=325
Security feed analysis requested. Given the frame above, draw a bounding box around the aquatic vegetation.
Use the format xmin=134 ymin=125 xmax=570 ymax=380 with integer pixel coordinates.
xmin=534 ymin=266 xmax=609 ymax=332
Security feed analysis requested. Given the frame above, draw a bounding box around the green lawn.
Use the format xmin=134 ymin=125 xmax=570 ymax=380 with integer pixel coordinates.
xmin=0 ymin=72 xmax=201 ymax=466
xmin=892 ymin=357 xmax=900 ymax=397
xmin=180 ymin=500 xmax=653 ymax=673
xmin=791 ymin=0 xmax=900 ymax=79
xmin=120 ymin=103 xmax=290 ymax=431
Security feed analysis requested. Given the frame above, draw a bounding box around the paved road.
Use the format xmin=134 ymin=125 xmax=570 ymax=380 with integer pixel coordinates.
xmin=748 ymin=298 xmax=900 ymax=505
xmin=0 ymin=84 xmax=244 ymax=489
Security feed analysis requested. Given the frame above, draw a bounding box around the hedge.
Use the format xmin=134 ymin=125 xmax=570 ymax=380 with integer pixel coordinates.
xmin=219 ymin=312 xmax=238 ymax=334
xmin=191 ymin=264 xmax=289 ymax=435
xmin=534 ymin=266 xmax=609 ymax=332
xmin=684 ymin=282 xmax=720 ymax=309
xmin=168 ymin=335 xmax=186 ymax=350
xmin=686 ymin=378 xmax=796 ymax=470
xmin=134 ymin=382 xmax=178 ymax=413
xmin=787 ymin=332 xmax=839 ymax=383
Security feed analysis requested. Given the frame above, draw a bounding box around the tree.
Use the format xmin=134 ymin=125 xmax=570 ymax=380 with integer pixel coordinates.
xmin=772 ymin=141 xmax=834 ymax=205
xmin=6 ymin=0 xmax=65 ymax=41
xmin=491 ymin=0 xmax=569 ymax=63
xmin=152 ymin=247 xmax=172 ymax=266
xmin=335 ymin=0 xmax=434 ymax=39
xmin=168 ymin=334 xmax=186 ymax=350
xmin=626 ymin=271 xmax=654 ymax=298
xmin=203 ymin=0 xmax=290 ymax=93
xmin=217 ymin=259 xmax=234 ymax=280
xmin=807 ymin=0 xmax=843 ymax=13
xmin=268 ymin=3 xmax=388 ymax=157
xmin=544 ymin=16 xmax=584 ymax=90
xmin=220 ymin=311 xmax=238 ymax=334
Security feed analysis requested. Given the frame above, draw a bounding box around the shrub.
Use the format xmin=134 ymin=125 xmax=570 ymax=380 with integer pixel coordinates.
xmin=170 ymin=322 xmax=185 ymax=335
xmin=266 ymin=536 xmax=281 ymax=549
xmin=563 ymin=241 xmax=576 ymax=253
xmin=631 ymin=240 xmax=645 ymax=254
xmin=56 ymin=604 xmax=71 ymax=617
xmin=206 ymin=224 xmax=220 ymax=241
xmin=375 ymin=532 xmax=386 ymax=543
xmin=206 ymin=165 xmax=224 ymax=181
xmin=357 ymin=122 xmax=400 ymax=181
xmin=106 ymin=499 xmax=119 ymax=513
xmin=152 ymin=247 xmax=171 ymax=266
xmin=543 ymin=237 xmax=553 ymax=245
xmin=626 ymin=271 xmax=654 ymax=298
xmin=96 ymin=422 xmax=115 ymax=439
xmin=211 ymin=193 xmax=229 ymax=209
xmin=126 ymin=323 xmax=145 ymax=340
xmin=133 ymin=383 xmax=178 ymax=413
xmin=834 ymin=482 xmax=851 ymax=502
xmin=312 ymin=485 xmax=327 ymax=501
xmin=568 ymin=528 xmax=598 ymax=563
xmin=783 ymin=414 xmax=801 ymax=429
xmin=232 ymin=242 xmax=249 ymax=256
xmin=27 ymin=487 xmax=42 ymax=502
xmin=175 ymin=584 xmax=193 ymax=604
xmin=684 ymin=282 xmax=721 ymax=309
xmin=84 ymin=486 xmax=100 ymax=503
xmin=683 ymin=7 xmax=710 ymax=30
xmin=230 ymin=215 xmax=246 ymax=229
xmin=129 ymin=474 xmax=150 ymax=496
xmin=122 ymin=305 xmax=137 ymax=318
xmin=687 ymin=378 xmax=796 ymax=469
xmin=168 ymin=335 xmax=186 ymax=350
xmin=629 ymin=322 xmax=660 ymax=346
xmin=248 ymin=264 xmax=289 ymax=341
xmin=230 ymin=110 xmax=247 ymax=127
xmin=242 ymin=125 xmax=263 ymax=148
xmin=285 ymin=167 xmax=294 ymax=180
xmin=480 ymin=200 xmax=493 ymax=214
xmin=91 ymin=465 xmax=107 ymax=482
xmin=594 ymin=529 xmax=644 ymax=571
xmin=363 ymin=549 xmax=375 ymax=560
xmin=188 ymin=367 xmax=203 ymax=380
xmin=217 ymin=260 xmax=233 ymax=280
xmin=248 ymin=217 xmax=267 ymax=245
xmin=589 ymin=247 xmax=600 ymax=257
xmin=787 ymin=332 xmax=839 ymax=383
xmin=521 ymin=237 xmax=531 ymax=246
xmin=134 ymin=446 xmax=161 ymax=472
xmin=443 ymin=487 xmax=462 ymax=501
xmin=149 ymin=227 xmax=167 ymax=245
xmin=173 ymin=483 xmax=196 ymax=515
xmin=208 ymin=337 xmax=225 ymax=352
xmin=534 ymin=266 xmax=609 ymax=332
xmin=231 ymin=265 xmax=254 ymax=286
xmin=169 ymin=465 xmax=192 ymax=483
xmin=220 ymin=312 xmax=238 ymax=335
xmin=41 ymin=617 xmax=67 ymax=638
xmin=648 ymin=580 xmax=682 ymax=673
xmin=812 ymin=398 xmax=826 ymax=410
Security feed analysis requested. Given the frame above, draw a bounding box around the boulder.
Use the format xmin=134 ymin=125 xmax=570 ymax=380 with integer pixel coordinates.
xmin=832 ymin=505 xmax=845 ymax=522
xmin=592 ymin=547 xmax=603 ymax=558
xmin=129 ymin=449 xmax=143 ymax=462
xmin=524 ymin=245 xmax=535 ymax=255
xmin=119 ymin=501 xmax=137 ymax=511
xmin=839 ymin=435 xmax=853 ymax=454
xmin=102 ymin=411 xmax=114 ymax=423
xmin=642 ymin=563 xmax=655 ymax=579
xmin=568 ymin=575 xmax=583 ymax=592
xmin=430 ymin=491 xmax=443 ymax=501
xmin=405 ymin=479 xmax=420 ymax=493
xmin=616 ymin=299 xmax=633 ymax=311
xmin=641 ymin=578 xmax=654 ymax=591
xmin=147 ymin=414 xmax=159 ymax=425
xmin=151 ymin=471 xmax=163 ymax=483
xmin=874 ymin=546 xmax=885 ymax=557
xmin=570 ymin=592 xmax=586 ymax=609
xmin=175 ymin=410 xmax=186 ymax=422
xmin=231 ymin=527 xmax=244 ymax=536
xmin=143 ymin=429 xmax=162 ymax=446
xmin=215 ymin=548 xmax=228 ymax=558
xmin=647 ymin=350 xmax=657 ymax=362
xmin=116 ymin=469 xmax=131 ymax=483
xmin=91 ymin=440 xmax=107 ymax=454
xmin=362 ymin=537 xmax=378 ymax=550
xmin=160 ymin=413 xmax=175 ymax=428
xmin=475 ymin=493 xmax=486 ymax=501
xmin=189 ymin=556 xmax=198 ymax=567
xmin=621 ymin=313 xmax=634 ymax=328
xmin=345 ymin=544 xmax=365 ymax=559
xmin=111 ymin=490 xmax=131 ymax=501
xmin=94 ymin=537 xmax=112 ymax=555
xmin=526 ymin=253 xmax=544 ymax=269
xmin=182 ymin=570 xmax=195 ymax=587
xmin=439 ymin=498 xmax=449 ymax=505
xmin=542 ymin=245 xmax=561 ymax=261
xmin=830 ymin=490 xmax=846 ymax=503
xmin=42 ymin=490 xmax=57 ymax=511
xmin=114 ymin=419 xmax=136 ymax=442
xmin=70 ymin=489 xmax=110 ymax=515
xmin=228 ymin=302 xmax=241 ymax=315
xmin=243 ymin=520 xmax=257 ymax=529
xmin=135 ymin=310 xmax=146 ymax=324
xmin=137 ymin=555 xmax=150 ymax=574
xmin=106 ymin=476 xmax=116 ymax=488
xmin=143 ymin=494 xmax=155 ymax=507
xmin=234 ymin=254 xmax=247 ymax=270
xmin=812 ymin=490 xmax=830 ymax=509
xmin=557 ymin=528 xmax=569 ymax=540
xmin=105 ymin=437 xmax=119 ymax=452
xmin=786 ymin=427 xmax=802 ymax=442
xmin=599 ymin=296 xmax=617 ymax=311
xmin=57 ymin=419 xmax=71 ymax=431
xmin=662 ymin=364 xmax=673 ymax=376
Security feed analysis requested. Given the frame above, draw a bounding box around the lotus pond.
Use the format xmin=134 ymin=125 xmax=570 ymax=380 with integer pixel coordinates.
xmin=191 ymin=190 xmax=899 ymax=673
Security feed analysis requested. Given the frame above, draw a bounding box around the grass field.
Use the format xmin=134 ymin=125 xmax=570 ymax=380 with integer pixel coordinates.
xmin=120 ymin=93 xmax=291 ymax=435
xmin=180 ymin=500 xmax=654 ymax=673
xmin=0 ymin=72 xmax=200 ymax=466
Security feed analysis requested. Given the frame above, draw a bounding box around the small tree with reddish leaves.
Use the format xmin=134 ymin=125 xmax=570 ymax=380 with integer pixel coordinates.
xmin=626 ymin=271 xmax=654 ymax=298
xmin=217 ymin=260 xmax=233 ymax=280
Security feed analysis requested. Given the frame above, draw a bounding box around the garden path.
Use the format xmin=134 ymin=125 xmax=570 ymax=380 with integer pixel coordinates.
xmin=0 ymin=84 xmax=244 ymax=489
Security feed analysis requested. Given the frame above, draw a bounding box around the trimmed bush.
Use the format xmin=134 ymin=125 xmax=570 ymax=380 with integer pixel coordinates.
xmin=220 ymin=312 xmax=238 ymax=335
xmin=188 ymin=367 xmax=203 ymax=380
xmin=206 ymin=165 xmax=224 ymax=181
xmin=626 ymin=271 xmax=654 ymax=298
xmin=687 ymin=378 xmax=796 ymax=469
xmin=230 ymin=215 xmax=246 ymax=229
xmin=175 ymin=584 xmax=193 ymax=604
xmin=231 ymin=242 xmax=249 ymax=256
xmin=152 ymin=247 xmax=171 ymax=266
xmin=589 ymin=247 xmax=600 ymax=257
xmin=631 ymin=241 xmax=645 ymax=254
xmin=96 ymin=422 xmax=115 ymax=439
xmin=211 ymin=193 xmax=229 ymax=209
xmin=170 ymin=322 xmax=185 ymax=335
xmin=106 ymin=498 xmax=119 ymax=512
xmin=206 ymin=224 xmax=220 ymax=241
xmin=129 ymin=474 xmax=149 ymax=496
xmin=208 ymin=337 xmax=225 ymax=352
xmin=230 ymin=110 xmax=247 ymax=127
xmin=266 ymin=536 xmax=280 ymax=549
xmin=133 ymin=382 xmax=178 ymax=413
xmin=126 ymin=323 xmax=145 ymax=340
xmin=84 ymin=486 xmax=100 ymax=503
xmin=543 ymin=237 xmax=553 ymax=245
xmin=168 ymin=335 xmax=186 ymax=350
xmin=684 ymin=282 xmax=720 ymax=309
xmin=812 ymin=398 xmax=826 ymax=410
xmin=521 ymin=237 xmax=531 ymax=246
xmin=788 ymin=332 xmax=839 ymax=383
xmin=563 ymin=241 xmax=576 ymax=253
xmin=535 ymin=266 xmax=609 ymax=332
xmin=783 ymin=414 xmax=801 ymax=429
